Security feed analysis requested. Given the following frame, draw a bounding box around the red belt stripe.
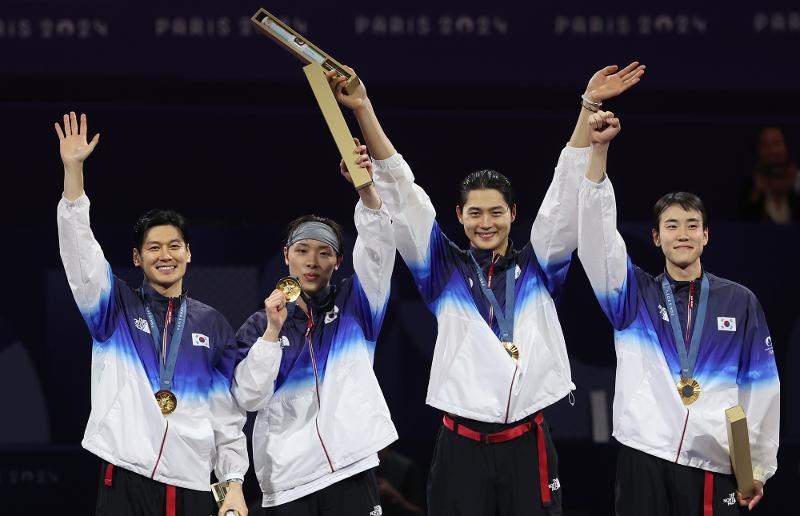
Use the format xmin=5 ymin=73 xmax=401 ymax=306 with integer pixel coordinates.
xmin=703 ymin=470 xmax=713 ymax=516
xmin=442 ymin=412 xmax=551 ymax=506
xmin=534 ymin=412 xmax=551 ymax=506
xmin=166 ymin=484 xmax=177 ymax=516
xmin=103 ymin=463 xmax=114 ymax=487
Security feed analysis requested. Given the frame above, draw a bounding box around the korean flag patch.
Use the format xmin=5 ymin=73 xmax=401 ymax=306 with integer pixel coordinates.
xmin=192 ymin=333 xmax=210 ymax=348
xmin=717 ymin=317 xmax=736 ymax=332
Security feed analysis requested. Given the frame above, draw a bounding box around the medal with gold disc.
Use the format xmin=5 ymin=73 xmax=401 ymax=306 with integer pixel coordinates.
xmin=501 ymin=341 xmax=520 ymax=362
xmin=276 ymin=276 xmax=301 ymax=302
xmin=660 ymin=274 xmax=709 ymax=406
xmin=468 ymin=252 xmax=518 ymax=363
xmin=140 ymin=288 xmax=188 ymax=416
xmin=155 ymin=389 xmax=178 ymax=415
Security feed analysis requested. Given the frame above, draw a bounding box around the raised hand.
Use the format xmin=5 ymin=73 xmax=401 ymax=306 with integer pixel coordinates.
xmin=589 ymin=110 xmax=621 ymax=145
xmin=339 ymin=137 xmax=373 ymax=185
xmin=263 ymin=289 xmax=289 ymax=340
xmin=54 ymin=112 xmax=100 ymax=168
xmin=327 ymin=67 xmax=368 ymax=112
xmin=585 ymin=62 xmax=645 ymax=103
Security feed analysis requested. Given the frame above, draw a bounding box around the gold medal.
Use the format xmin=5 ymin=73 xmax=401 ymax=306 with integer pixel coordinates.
xmin=155 ymin=389 xmax=178 ymax=415
xmin=276 ymin=276 xmax=301 ymax=302
xmin=501 ymin=341 xmax=519 ymax=362
xmin=676 ymin=378 xmax=701 ymax=405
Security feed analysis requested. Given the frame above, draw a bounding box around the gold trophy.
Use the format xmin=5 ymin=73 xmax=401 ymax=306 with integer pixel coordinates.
xmin=250 ymin=8 xmax=360 ymax=94
xmin=250 ymin=7 xmax=372 ymax=190
xmin=725 ymin=405 xmax=756 ymax=498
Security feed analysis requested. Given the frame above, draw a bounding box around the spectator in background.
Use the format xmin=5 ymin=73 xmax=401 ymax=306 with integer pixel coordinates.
xmin=739 ymin=126 xmax=799 ymax=223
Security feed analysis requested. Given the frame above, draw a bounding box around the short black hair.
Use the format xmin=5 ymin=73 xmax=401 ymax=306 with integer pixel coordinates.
xmin=458 ymin=169 xmax=515 ymax=207
xmin=285 ymin=214 xmax=344 ymax=257
xmin=133 ymin=209 xmax=189 ymax=250
xmin=653 ymin=192 xmax=708 ymax=232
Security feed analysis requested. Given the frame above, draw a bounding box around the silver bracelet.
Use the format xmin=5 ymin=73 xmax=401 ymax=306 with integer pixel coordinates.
xmin=581 ymin=93 xmax=602 ymax=108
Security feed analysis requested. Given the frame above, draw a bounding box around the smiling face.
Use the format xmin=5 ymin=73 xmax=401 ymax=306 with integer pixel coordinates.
xmin=456 ymin=188 xmax=517 ymax=255
xmin=132 ymin=224 xmax=191 ymax=297
xmin=652 ymin=204 xmax=708 ymax=276
xmin=284 ymin=239 xmax=341 ymax=295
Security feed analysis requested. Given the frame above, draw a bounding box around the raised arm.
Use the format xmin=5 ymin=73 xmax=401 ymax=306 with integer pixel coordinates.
xmin=576 ymin=111 xmax=639 ymax=330
xmin=569 ymin=62 xmax=645 ymax=149
xmin=331 ymin=69 xmax=448 ymax=298
xmin=532 ymin=63 xmax=645 ymax=286
xmin=329 ymin=70 xmax=396 ymax=161
xmin=232 ymin=293 xmax=287 ymax=412
xmin=55 ymin=112 xmax=117 ymax=340
xmin=340 ymin=145 xmax=396 ymax=336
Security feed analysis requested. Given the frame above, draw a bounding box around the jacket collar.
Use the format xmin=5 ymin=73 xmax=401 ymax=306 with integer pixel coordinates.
xmin=140 ymin=280 xmax=187 ymax=306
xmin=467 ymin=238 xmax=517 ymax=271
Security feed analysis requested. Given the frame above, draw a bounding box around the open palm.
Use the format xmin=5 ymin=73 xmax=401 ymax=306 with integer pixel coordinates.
xmin=55 ymin=112 xmax=99 ymax=167
xmin=586 ymin=62 xmax=646 ymax=102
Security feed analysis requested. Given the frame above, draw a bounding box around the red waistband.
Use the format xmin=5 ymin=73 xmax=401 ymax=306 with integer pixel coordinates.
xmin=442 ymin=412 xmax=551 ymax=506
xmin=442 ymin=413 xmax=538 ymax=444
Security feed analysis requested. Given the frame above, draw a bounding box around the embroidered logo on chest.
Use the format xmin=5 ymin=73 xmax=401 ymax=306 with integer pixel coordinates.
xmin=134 ymin=317 xmax=151 ymax=334
xmin=765 ymin=336 xmax=774 ymax=354
xmin=658 ymin=304 xmax=669 ymax=322
xmin=717 ymin=317 xmax=736 ymax=332
xmin=192 ymin=333 xmax=210 ymax=348
xmin=280 ymin=335 xmax=290 ymax=348
xmin=324 ymin=305 xmax=339 ymax=324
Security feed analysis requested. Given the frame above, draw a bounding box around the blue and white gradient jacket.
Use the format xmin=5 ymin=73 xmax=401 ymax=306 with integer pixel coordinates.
xmin=372 ymin=146 xmax=590 ymax=423
xmin=232 ymin=200 xmax=397 ymax=507
xmin=57 ymin=193 xmax=248 ymax=491
xmin=577 ymin=177 xmax=780 ymax=483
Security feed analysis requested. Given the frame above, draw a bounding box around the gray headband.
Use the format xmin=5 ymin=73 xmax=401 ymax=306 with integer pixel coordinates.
xmin=287 ymin=221 xmax=340 ymax=254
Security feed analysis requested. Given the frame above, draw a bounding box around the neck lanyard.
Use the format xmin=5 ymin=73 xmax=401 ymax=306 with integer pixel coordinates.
xmin=660 ymin=274 xmax=709 ymax=381
xmin=469 ymin=252 xmax=515 ymax=343
xmin=141 ymin=290 xmax=187 ymax=393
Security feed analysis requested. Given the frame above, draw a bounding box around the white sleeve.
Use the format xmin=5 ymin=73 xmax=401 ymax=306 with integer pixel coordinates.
xmin=57 ymin=193 xmax=118 ymax=340
xmin=352 ymin=200 xmax=395 ymax=316
xmin=231 ymin=338 xmax=283 ymax=412
xmin=531 ymin=145 xmax=591 ymax=266
xmin=371 ymin=153 xmax=437 ymax=266
xmin=577 ymin=176 xmax=640 ymax=330
xmin=737 ymin=295 xmax=780 ymax=484
xmin=57 ymin=193 xmax=111 ymax=310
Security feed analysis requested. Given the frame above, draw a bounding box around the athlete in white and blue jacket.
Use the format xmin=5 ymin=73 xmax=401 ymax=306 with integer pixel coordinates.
xmin=330 ymin=65 xmax=645 ymax=515
xmin=577 ymin=110 xmax=779 ymax=515
xmin=55 ymin=112 xmax=248 ymax=516
xmin=232 ymin=143 xmax=398 ymax=513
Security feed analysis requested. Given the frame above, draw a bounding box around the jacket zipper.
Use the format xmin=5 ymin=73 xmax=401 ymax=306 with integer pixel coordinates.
xmin=675 ymin=410 xmax=689 ymax=461
xmin=150 ymin=420 xmax=170 ymax=478
xmin=306 ymin=307 xmax=335 ymax=472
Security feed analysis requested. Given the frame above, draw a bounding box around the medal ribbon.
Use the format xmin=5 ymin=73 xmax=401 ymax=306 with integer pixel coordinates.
xmin=660 ymin=274 xmax=709 ymax=381
xmin=469 ymin=252 xmax=515 ymax=343
xmin=142 ymin=291 xmax=187 ymax=393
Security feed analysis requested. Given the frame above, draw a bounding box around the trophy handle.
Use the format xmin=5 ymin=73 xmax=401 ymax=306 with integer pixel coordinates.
xmin=303 ymin=62 xmax=373 ymax=190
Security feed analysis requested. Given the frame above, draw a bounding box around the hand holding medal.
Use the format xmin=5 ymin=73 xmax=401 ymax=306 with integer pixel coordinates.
xmin=261 ymin=277 xmax=300 ymax=342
